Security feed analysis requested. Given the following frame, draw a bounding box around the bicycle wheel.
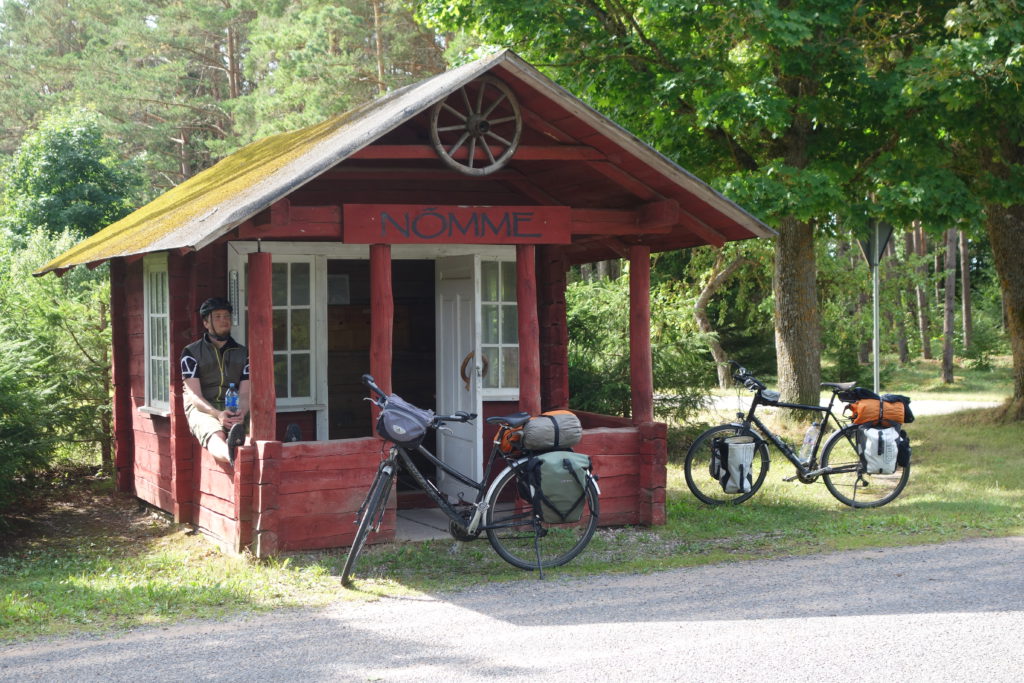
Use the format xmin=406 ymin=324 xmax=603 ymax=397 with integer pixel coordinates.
xmin=683 ymin=424 xmax=769 ymax=505
xmin=821 ymin=425 xmax=910 ymax=508
xmin=485 ymin=464 xmax=599 ymax=571
xmin=341 ymin=462 xmax=395 ymax=586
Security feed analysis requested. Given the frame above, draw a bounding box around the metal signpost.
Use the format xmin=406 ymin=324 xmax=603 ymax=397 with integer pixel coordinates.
xmin=858 ymin=221 xmax=895 ymax=394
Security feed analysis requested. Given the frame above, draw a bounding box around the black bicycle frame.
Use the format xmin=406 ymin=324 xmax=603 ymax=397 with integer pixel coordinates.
xmin=738 ymin=390 xmax=848 ymax=473
xmin=392 ymin=433 xmax=517 ymax=531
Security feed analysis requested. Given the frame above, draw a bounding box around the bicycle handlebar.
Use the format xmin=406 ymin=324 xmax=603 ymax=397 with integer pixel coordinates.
xmin=433 ymin=411 xmax=477 ymax=425
xmin=362 ymin=373 xmax=386 ymax=400
xmin=728 ymin=360 xmax=766 ymax=392
xmin=362 ymin=373 xmax=476 ymax=425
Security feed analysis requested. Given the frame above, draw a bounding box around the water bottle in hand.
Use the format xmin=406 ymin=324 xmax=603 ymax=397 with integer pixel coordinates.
xmin=225 ymin=383 xmax=239 ymax=414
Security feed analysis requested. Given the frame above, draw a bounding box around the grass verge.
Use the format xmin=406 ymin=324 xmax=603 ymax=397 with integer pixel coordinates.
xmin=3 ymin=406 xmax=1022 ymax=642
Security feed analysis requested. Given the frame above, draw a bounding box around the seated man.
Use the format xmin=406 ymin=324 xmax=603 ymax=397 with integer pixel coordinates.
xmin=180 ymin=297 xmax=250 ymax=466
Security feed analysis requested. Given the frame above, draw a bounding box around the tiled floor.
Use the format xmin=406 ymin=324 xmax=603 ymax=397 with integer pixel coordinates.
xmin=394 ymin=508 xmax=455 ymax=542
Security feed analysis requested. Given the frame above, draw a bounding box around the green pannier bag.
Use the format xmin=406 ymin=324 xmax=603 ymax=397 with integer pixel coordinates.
xmin=521 ymin=451 xmax=592 ymax=523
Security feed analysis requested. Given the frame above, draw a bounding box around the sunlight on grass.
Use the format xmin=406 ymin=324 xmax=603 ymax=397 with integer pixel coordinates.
xmin=4 ymin=403 xmax=1023 ymax=642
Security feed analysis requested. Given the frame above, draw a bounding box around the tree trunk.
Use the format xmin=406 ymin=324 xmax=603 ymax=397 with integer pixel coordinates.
xmin=914 ymin=223 xmax=933 ymax=359
xmin=372 ymin=0 xmax=387 ymax=95
xmin=773 ymin=217 xmax=821 ymax=406
xmin=960 ymin=230 xmax=973 ymax=351
xmin=986 ymin=202 xmax=1024 ymax=419
xmin=942 ymin=228 xmax=958 ymax=383
xmin=884 ymin=239 xmax=909 ymax=363
xmin=903 ymin=231 xmax=919 ymax=359
xmin=694 ymin=251 xmax=748 ymax=389
xmin=99 ymin=300 xmax=113 ymax=475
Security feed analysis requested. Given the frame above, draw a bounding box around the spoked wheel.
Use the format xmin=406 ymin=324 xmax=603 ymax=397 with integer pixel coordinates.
xmin=484 ymin=465 xmax=599 ymax=571
xmin=821 ymin=425 xmax=910 ymax=508
xmin=683 ymin=424 xmax=769 ymax=505
xmin=429 ymin=75 xmax=522 ymax=176
xmin=341 ymin=462 xmax=395 ymax=586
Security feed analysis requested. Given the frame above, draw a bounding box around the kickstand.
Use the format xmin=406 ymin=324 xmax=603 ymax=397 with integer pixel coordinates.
xmin=534 ymin=525 xmax=545 ymax=579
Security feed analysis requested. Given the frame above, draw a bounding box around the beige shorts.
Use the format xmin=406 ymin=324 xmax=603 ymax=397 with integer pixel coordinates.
xmin=184 ymin=402 xmax=229 ymax=448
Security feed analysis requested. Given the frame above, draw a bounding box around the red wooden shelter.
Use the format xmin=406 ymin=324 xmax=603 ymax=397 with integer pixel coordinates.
xmin=39 ymin=51 xmax=772 ymax=556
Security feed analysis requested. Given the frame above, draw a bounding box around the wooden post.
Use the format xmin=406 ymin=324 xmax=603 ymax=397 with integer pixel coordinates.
xmin=537 ymin=247 xmax=570 ymax=409
xmin=629 ymin=245 xmax=654 ymax=424
xmin=517 ymin=245 xmax=541 ymax=415
xmin=247 ymin=251 xmax=276 ymax=441
xmin=109 ymin=259 xmax=134 ymax=493
xmin=370 ymin=244 xmax=393 ymax=395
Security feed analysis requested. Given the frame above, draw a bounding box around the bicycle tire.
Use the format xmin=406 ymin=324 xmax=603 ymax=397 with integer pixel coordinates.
xmin=484 ymin=463 xmax=599 ymax=571
xmin=820 ymin=424 xmax=910 ymax=508
xmin=341 ymin=462 xmax=395 ymax=586
xmin=683 ymin=424 xmax=770 ymax=505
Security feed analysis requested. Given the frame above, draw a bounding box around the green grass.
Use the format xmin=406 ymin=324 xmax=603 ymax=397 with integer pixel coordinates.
xmin=3 ymin=403 xmax=1023 ymax=642
xmin=882 ymin=356 xmax=1015 ymax=402
xmin=709 ymin=356 xmax=1014 ymax=403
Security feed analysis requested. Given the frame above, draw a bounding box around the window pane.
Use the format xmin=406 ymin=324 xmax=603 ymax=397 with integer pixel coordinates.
xmin=273 ymin=309 xmax=288 ymax=349
xmin=291 ymin=353 xmax=311 ymax=397
xmin=272 ymin=263 xmax=288 ymax=306
xmin=291 ymin=309 xmax=310 ymax=349
xmin=501 ymin=262 xmax=516 ymax=302
xmin=156 ymin=360 xmax=169 ymax=402
xmin=291 ymin=262 xmax=310 ymax=306
xmin=502 ymin=347 xmax=519 ymax=388
xmin=274 ymin=354 xmax=288 ymax=397
xmin=482 ymin=305 xmax=499 ymax=344
xmin=501 ymin=304 xmax=518 ymax=343
xmin=481 ymin=261 xmax=499 ymax=301
xmin=482 ymin=346 xmax=499 ymax=388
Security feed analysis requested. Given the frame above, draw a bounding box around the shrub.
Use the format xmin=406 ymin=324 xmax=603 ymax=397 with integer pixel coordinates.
xmin=0 ymin=339 xmax=56 ymax=512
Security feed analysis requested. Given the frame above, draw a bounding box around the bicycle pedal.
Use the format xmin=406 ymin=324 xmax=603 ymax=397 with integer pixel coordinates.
xmin=782 ymin=473 xmax=800 ymax=482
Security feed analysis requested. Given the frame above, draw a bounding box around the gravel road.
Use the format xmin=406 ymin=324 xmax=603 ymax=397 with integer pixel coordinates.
xmin=3 ymin=536 xmax=1022 ymax=682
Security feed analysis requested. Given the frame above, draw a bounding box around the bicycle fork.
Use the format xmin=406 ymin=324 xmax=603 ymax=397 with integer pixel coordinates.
xmin=358 ymin=462 xmax=395 ymax=533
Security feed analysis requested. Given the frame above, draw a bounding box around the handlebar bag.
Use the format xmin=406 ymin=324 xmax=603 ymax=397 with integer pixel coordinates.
xmin=856 ymin=426 xmax=900 ymax=475
xmin=376 ymin=394 xmax=434 ymax=448
xmin=522 ymin=410 xmax=583 ymax=451
xmin=521 ymin=451 xmax=592 ymax=523
xmin=711 ymin=436 xmax=754 ymax=494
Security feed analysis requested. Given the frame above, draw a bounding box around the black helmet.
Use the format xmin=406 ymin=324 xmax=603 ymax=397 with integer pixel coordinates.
xmin=198 ymin=297 xmax=233 ymax=319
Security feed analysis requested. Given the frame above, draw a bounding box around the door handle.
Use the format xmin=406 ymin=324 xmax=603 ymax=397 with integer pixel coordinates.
xmin=459 ymin=351 xmax=490 ymax=391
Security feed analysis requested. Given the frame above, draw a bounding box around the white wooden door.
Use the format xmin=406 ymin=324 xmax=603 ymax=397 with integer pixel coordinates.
xmin=435 ymin=255 xmax=484 ymax=501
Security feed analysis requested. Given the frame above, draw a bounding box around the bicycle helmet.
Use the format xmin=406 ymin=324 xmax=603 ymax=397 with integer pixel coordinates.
xmin=198 ymin=297 xmax=233 ymax=319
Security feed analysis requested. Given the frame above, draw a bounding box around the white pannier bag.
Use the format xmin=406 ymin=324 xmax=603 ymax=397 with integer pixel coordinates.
xmin=857 ymin=426 xmax=900 ymax=475
xmin=713 ymin=435 xmax=754 ymax=494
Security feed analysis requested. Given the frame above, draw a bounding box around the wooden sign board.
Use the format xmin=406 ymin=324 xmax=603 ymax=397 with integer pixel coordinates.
xmin=343 ymin=204 xmax=572 ymax=245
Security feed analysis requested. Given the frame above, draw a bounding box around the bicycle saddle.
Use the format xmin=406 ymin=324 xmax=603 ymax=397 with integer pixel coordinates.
xmin=486 ymin=412 xmax=532 ymax=427
xmin=821 ymin=381 xmax=857 ymax=391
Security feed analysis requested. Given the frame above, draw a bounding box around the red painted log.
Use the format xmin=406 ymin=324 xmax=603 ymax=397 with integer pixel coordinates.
xmin=629 ymin=245 xmax=654 ymax=424
xmin=109 ymin=259 xmax=135 ymax=493
xmin=247 ymin=252 xmax=276 ymax=442
xmin=537 ymin=246 xmax=570 ymax=409
xmin=516 ymin=245 xmax=541 ymax=415
xmin=369 ymin=244 xmax=393 ymax=396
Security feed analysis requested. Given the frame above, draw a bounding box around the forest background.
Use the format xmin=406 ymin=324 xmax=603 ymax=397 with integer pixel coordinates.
xmin=0 ymin=0 xmax=1022 ymax=512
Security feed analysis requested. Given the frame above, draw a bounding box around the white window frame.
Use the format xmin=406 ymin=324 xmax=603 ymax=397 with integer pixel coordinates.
xmin=269 ymin=256 xmax=317 ymax=406
xmin=227 ymin=242 xmax=519 ymax=437
xmin=480 ymin=257 xmax=520 ymax=401
xmin=141 ymin=253 xmax=170 ymax=415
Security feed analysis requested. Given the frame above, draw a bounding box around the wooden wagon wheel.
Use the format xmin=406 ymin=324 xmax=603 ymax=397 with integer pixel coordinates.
xmin=429 ymin=76 xmax=522 ymax=176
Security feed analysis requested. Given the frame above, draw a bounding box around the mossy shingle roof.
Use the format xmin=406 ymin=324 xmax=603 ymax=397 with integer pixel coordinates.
xmin=38 ymin=50 xmax=770 ymax=275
